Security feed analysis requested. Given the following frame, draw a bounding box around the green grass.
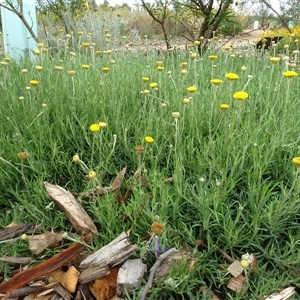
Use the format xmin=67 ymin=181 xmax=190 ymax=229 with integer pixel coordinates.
xmin=0 ymin=38 xmax=300 ymax=299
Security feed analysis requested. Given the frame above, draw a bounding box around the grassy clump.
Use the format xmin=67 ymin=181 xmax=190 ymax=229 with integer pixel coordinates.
xmin=0 ymin=35 xmax=300 ymax=298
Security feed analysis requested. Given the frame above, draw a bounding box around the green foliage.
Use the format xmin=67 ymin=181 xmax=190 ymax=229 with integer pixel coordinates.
xmin=1 ymin=29 xmax=300 ymax=297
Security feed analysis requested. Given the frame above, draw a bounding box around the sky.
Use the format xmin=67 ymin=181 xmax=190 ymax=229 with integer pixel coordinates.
xmin=96 ymin=0 xmax=282 ymax=11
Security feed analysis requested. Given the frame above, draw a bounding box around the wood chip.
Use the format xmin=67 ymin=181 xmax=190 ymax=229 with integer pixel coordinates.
xmin=0 ymin=237 xmax=88 ymax=294
xmin=53 ymin=283 xmax=72 ymax=300
xmin=80 ymin=232 xmax=137 ymax=269
xmin=154 ymin=250 xmax=192 ymax=282
xmin=0 ymin=256 xmax=32 ymax=264
xmin=117 ymin=259 xmax=147 ymax=296
xmin=79 ymin=266 xmax=110 ymax=284
xmin=264 ymin=287 xmax=295 ymax=300
xmin=0 ymin=223 xmax=36 ymax=241
xmin=60 ymin=266 xmax=80 ymax=293
xmin=90 ymin=267 xmax=119 ymax=300
xmin=28 ymin=231 xmax=64 ymax=256
xmin=227 ymin=274 xmax=246 ymax=292
xmin=44 ymin=182 xmax=98 ymax=236
xmin=227 ymin=260 xmax=244 ymax=277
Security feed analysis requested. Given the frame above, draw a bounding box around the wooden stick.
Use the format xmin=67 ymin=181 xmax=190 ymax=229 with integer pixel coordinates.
xmin=140 ymin=248 xmax=176 ymax=300
xmin=0 ymin=236 xmax=89 ymax=294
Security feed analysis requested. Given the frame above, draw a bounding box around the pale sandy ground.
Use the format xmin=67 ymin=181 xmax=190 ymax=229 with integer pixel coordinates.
xmin=224 ymin=29 xmax=266 ymax=48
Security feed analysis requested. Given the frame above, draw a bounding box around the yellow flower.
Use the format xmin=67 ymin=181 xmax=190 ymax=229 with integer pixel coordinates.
xmin=220 ymin=104 xmax=229 ymax=111
xmin=233 ymin=91 xmax=248 ymax=100
xmin=135 ymin=145 xmax=145 ymax=154
xmin=99 ymin=122 xmax=107 ymax=128
xmin=292 ymin=157 xmax=300 ymax=168
xmin=82 ymin=42 xmax=90 ymax=47
xmin=89 ymin=124 xmax=101 ymax=132
xmin=142 ymin=89 xmax=150 ymax=95
xmin=106 ymin=49 xmax=112 ymax=55
xmin=77 ymin=31 xmax=84 ymax=35
xmin=180 ymin=62 xmax=188 ymax=68
xmin=102 ymin=67 xmax=110 ymax=73
xmin=194 ymin=41 xmax=200 ymax=46
xmin=210 ymin=79 xmax=222 ymax=85
xmin=283 ymin=71 xmax=298 ymax=78
xmin=240 ymin=260 xmax=249 ymax=268
xmin=225 ymin=73 xmax=239 ymax=80
xmin=145 ymin=136 xmax=154 ymax=144
xmin=55 ymin=66 xmax=63 ymax=71
xmin=21 ymin=69 xmax=28 ymax=74
xmin=183 ymin=97 xmax=191 ymax=104
xmin=88 ymin=171 xmax=96 ymax=179
xmin=270 ymin=57 xmax=281 ymax=64
xmin=172 ymin=112 xmax=180 ymax=118
xmin=4 ymin=57 xmax=11 ymax=62
xmin=142 ymin=77 xmax=149 ymax=82
xmin=151 ymin=221 xmax=163 ymax=234
xmin=190 ymin=52 xmax=197 ymax=59
xmin=157 ymin=66 xmax=165 ymax=71
xmin=224 ymin=46 xmax=231 ymax=51
xmin=32 ymin=49 xmax=40 ymax=55
xmin=186 ymin=86 xmax=197 ymax=93
xmin=181 ymin=69 xmax=188 ymax=75
xmin=29 ymin=80 xmax=39 ymax=86
xmin=20 ymin=233 xmax=27 ymax=240
xmin=156 ymin=61 xmax=163 ymax=66
xmin=68 ymin=70 xmax=76 ymax=76
xmin=208 ymin=55 xmax=217 ymax=60
xmin=73 ymin=155 xmax=80 ymax=162
xmin=241 ymin=66 xmax=247 ymax=72
xmin=17 ymin=152 xmax=28 ymax=160
xmin=82 ymin=64 xmax=90 ymax=69
xmin=0 ymin=61 xmax=8 ymax=66
xmin=149 ymin=82 xmax=158 ymax=88
xmin=96 ymin=50 xmax=102 ymax=56
xmin=36 ymin=65 xmax=43 ymax=71
xmin=110 ymin=60 xmax=115 ymax=64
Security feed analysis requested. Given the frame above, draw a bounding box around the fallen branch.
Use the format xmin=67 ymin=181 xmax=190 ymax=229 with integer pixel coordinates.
xmin=139 ymin=248 xmax=176 ymax=300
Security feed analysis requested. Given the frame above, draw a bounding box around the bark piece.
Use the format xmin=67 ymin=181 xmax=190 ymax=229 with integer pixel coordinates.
xmin=0 ymin=237 xmax=88 ymax=294
xmin=0 ymin=256 xmax=32 ymax=264
xmin=80 ymin=232 xmax=137 ymax=269
xmin=0 ymin=223 xmax=36 ymax=241
xmin=227 ymin=274 xmax=246 ymax=292
xmin=46 ymin=269 xmax=65 ymax=284
xmin=117 ymin=259 xmax=147 ymax=296
xmin=89 ymin=267 xmax=119 ymax=300
xmin=264 ymin=287 xmax=295 ymax=300
xmin=154 ymin=250 xmax=192 ymax=282
xmin=44 ymin=182 xmax=98 ymax=236
xmin=79 ymin=266 xmax=110 ymax=284
xmin=52 ymin=283 xmax=72 ymax=300
xmin=60 ymin=266 xmax=80 ymax=293
xmin=4 ymin=285 xmax=44 ymax=298
xmin=28 ymin=231 xmax=64 ymax=256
